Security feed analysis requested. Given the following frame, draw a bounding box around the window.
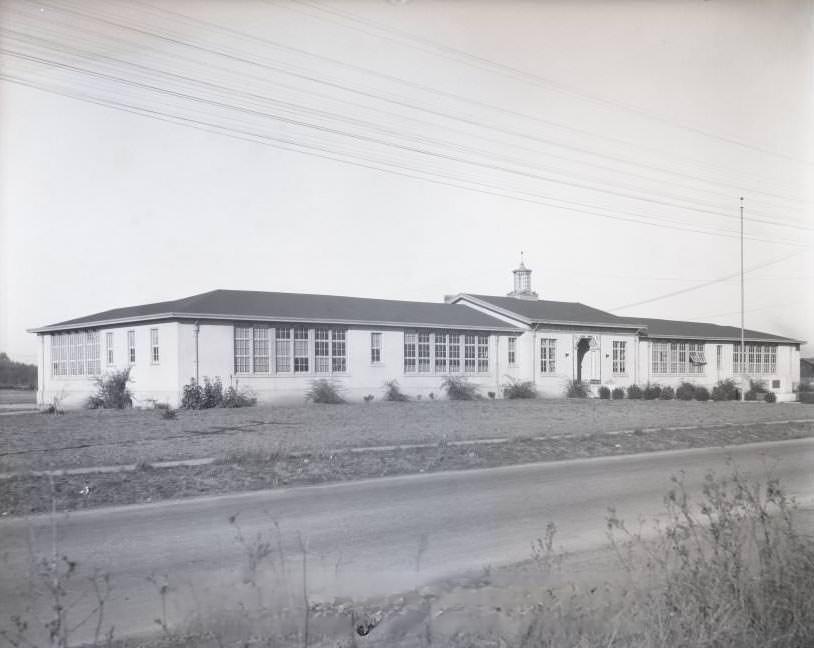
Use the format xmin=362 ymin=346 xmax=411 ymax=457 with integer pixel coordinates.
xmin=434 ymin=332 xmax=447 ymax=372
xmin=275 ymin=327 xmax=291 ymax=372
xmin=106 ymin=332 xmax=114 ymax=365
xmin=716 ymin=344 xmax=723 ymax=369
xmin=418 ymin=332 xmax=431 ymax=372
xmin=50 ymin=331 xmax=100 ymax=377
xmin=150 ymin=328 xmax=160 ymax=364
xmin=234 ymin=326 xmax=251 ymax=373
xmin=315 ymin=329 xmax=331 ymax=373
xmin=508 ymin=337 xmax=517 ymax=366
xmin=652 ymin=341 xmax=707 ymax=374
xmin=370 ymin=332 xmax=382 ymax=363
xmin=293 ymin=327 xmax=309 ymax=373
xmin=448 ymin=334 xmax=460 ymax=372
xmin=253 ymin=327 xmax=269 ymax=373
xmin=734 ymin=344 xmax=776 ymax=374
xmin=127 ymin=330 xmax=136 ymax=364
xmin=540 ymin=338 xmax=556 ymax=373
xmin=404 ymin=332 xmax=417 ymax=373
xmin=477 ymin=335 xmax=489 ymax=372
xmin=612 ymin=341 xmax=626 ymax=375
xmin=464 ymin=335 xmax=476 ymax=372
xmin=331 ymin=329 xmax=346 ymax=372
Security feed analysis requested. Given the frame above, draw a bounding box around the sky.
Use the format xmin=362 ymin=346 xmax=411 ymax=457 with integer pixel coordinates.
xmin=1 ymin=0 xmax=813 ymax=364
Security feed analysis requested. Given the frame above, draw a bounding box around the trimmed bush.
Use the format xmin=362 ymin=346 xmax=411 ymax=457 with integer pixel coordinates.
xmin=383 ymin=379 xmax=409 ymax=402
xmin=675 ymin=382 xmax=696 ymax=401
xmin=503 ymin=378 xmax=537 ymax=399
xmin=626 ymin=384 xmax=643 ymax=400
xmin=202 ymin=377 xmax=224 ymax=408
xmin=598 ymin=386 xmax=611 ymax=400
xmin=441 ymin=376 xmax=479 ymax=400
xmin=181 ymin=379 xmax=204 ymax=409
xmin=694 ymin=385 xmax=710 ymax=401
xmin=749 ymin=378 xmax=769 ymax=395
xmin=86 ymin=367 xmax=133 ymax=409
xmin=306 ymin=379 xmax=345 ymax=404
xmin=745 ymin=390 xmax=759 ymax=401
xmin=223 ymin=385 xmax=256 ymax=408
xmin=565 ymin=379 xmax=588 ymax=398
xmin=765 ymin=392 xmax=777 ymax=403
xmin=611 ymin=387 xmax=625 ymax=400
xmin=643 ymin=383 xmax=662 ymax=400
xmin=660 ymin=385 xmax=675 ymax=400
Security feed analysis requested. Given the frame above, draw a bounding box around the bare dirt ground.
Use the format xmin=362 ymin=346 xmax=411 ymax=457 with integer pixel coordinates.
xmin=2 ymin=399 xmax=812 ymax=474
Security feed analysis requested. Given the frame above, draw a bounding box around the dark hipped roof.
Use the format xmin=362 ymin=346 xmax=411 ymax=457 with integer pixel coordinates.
xmin=615 ymin=316 xmax=801 ymax=344
xmin=30 ymin=289 xmax=520 ymax=333
xmin=458 ymin=294 xmax=642 ymax=328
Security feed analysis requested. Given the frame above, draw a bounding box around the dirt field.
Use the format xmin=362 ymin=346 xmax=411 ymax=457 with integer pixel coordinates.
xmin=2 ymin=399 xmax=812 ymax=474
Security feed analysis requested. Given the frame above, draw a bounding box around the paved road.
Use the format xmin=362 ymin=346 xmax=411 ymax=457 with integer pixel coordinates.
xmin=1 ymin=438 xmax=812 ymax=643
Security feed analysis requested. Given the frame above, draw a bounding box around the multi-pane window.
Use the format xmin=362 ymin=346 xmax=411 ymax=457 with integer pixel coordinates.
xmin=51 ymin=331 xmax=100 ymax=377
xmin=106 ymin=332 xmax=114 ymax=365
xmin=507 ymin=337 xmax=517 ymax=366
xmin=448 ymin=334 xmax=460 ymax=372
xmin=464 ymin=335 xmax=477 ymax=372
xmin=370 ymin=332 xmax=382 ymax=364
xmin=540 ymin=338 xmax=556 ymax=373
xmin=331 ymin=330 xmax=347 ymax=372
xmin=434 ymin=332 xmax=447 ymax=372
xmin=734 ymin=344 xmax=777 ymax=374
xmin=652 ymin=341 xmax=707 ymax=374
xmin=294 ymin=327 xmax=309 ymax=373
xmin=234 ymin=326 xmax=252 ymax=373
xmin=404 ymin=332 xmax=417 ymax=373
xmin=612 ymin=341 xmax=626 ymax=374
xmin=253 ymin=328 xmax=269 ymax=373
xmin=127 ymin=330 xmax=136 ymax=364
xmin=275 ymin=327 xmax=291 ymax=372
xmin=418 ymin=332 xmax=431 ymax=372
xmin=716 ymin=344 xmax=723 ymax=369
xmin=477 ymin=335 xmax=489 ymax=372
xmin=315 ymin=329 xmax=331 ymax=372
xmin=150 ymin=328 xmax=160 ymax=364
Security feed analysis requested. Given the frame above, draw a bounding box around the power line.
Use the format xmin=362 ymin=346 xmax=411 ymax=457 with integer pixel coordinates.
xmin=282 ymin=0 xmax=813 ymax=166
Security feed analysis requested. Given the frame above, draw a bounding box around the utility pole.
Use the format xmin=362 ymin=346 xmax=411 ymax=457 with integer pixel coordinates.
xmin=740 ymin=196 xmax=745 ymax=402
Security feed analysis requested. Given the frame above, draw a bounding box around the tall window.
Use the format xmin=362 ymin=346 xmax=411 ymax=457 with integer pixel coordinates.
xmin=612 ymin=341 xmax=626 ymax=375
xmin=716 ymin=344 xmax=723 ymax=369
xmin=315 ymin=329 xmax=330 ymax=372
xmin=477 ymin=335 xmax=489 ymax=372
xmin=331 ymin=329 xmax=346 ymax=372
xmin=106 ymin=332 xmax=114 ymax=365
xmin=507 ymin=337 xmax=517 ymax=366
xmin=418 ymin=332 xmax=431 ymax=372
xmin=234 ymin=327 xmax=251 ymax=373
xmin=448 ymin=334 xmax=460 ymax=372
xmin=150 ymin=329 xmax=160 ymax=364
xmin=51 ymin=331 xmax=100 ymax=376
xmin=404 ymin=332 xmax=417 ymax=373
xmin=434 ymin=332 xmax=447 ymax=372
xmin=540 ymin=338 xmax=556 ymax=373
xmin=253 ymin=327 xmax=269 ymax=373
xmin=127 ymin=330 xmax=136 ymax=364
xmin=275 ymin=327 xmax=291 ymax=372
xmin=293 ymin=327 xmax=309 ymax=373
xmin=370 ymin=332 xmax=382 ymax=364
xmin=464 ymin=335 xmax=477 ymax=372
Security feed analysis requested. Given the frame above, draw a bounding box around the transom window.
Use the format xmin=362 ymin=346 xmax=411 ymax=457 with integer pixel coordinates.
xmin=651 ymin=341 xmax=706 ymax=375
xmin=612 ymin=341 xmax=626 ymax=375
xmin=51 ymin=331 xmax=100 ymax=377
xmin=540 ymin=338 xmax=556 ymax=373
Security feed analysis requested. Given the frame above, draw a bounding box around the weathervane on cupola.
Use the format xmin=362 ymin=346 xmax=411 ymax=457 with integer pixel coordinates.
xmin=508 ymin=251 xmax=539 ymax=299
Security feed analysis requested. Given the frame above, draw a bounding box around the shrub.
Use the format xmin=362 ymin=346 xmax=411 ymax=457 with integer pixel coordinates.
xmin=223 ymin=386 xmax=256 ymax=408
xmin=712 ymin=378 xmax=740 ymax=401
xmin=383 ymin=379 xmax=409 ymax=402
xmin=86 ymin=367 xmax=133 ymax=409
xmin=363 ymin=394 xmax=374 ymax=403
xmin=441 ymin=376 xmax=479 ymax=400
xmin=598 ymin=386 xmax=611 ymax=400
xmin=749 ymin=378 xmax=769 ymax=394
xmin=487 ymin=391 xmax=496 ymax=399
xmin=643 ymin=383 xmax=662 ymax=400
xmin=800 ymin=392 xmax=814 ymax=404
xmin=626 ymin=384 xmax=642 ymax=400
xmin=306 ymin=379 xmax=345 ymax=404
xmin=160 ymin=407 xmax=177 ymax=420
xmin=503 ymin=378 xmax=537 ymax=399
xmin=181 ymin=379 xmax=204 ymax=409
xmin=202 ymin=377 xmax=224 ymax=408
xmin=745 ymin=390 xmax=759 ymax=401
xmin=693 ymin=385 xmax=710 ymax=401
xmin=659 ymin=385 xmax=675 ymax=400
xmin=565 ymin=379 xmax=588 ymax=398
xmin=611 ymin=387 xmax=625 ymax=400
xmin=765 ymin=391 xmax=777 ymax=403
xmin=675 ymin=382 xmax=696 ymax=401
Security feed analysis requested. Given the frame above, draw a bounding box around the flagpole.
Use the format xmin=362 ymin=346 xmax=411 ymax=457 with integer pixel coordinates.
xmin=740 ymin=196 xmax=745 ymax=402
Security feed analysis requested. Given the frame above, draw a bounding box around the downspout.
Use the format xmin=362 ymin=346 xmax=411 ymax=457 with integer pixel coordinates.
xmin=193 ymin=321 xmax=200 ymax=384
xmin=531 ymin=323 xmax=539 ymax=387
xmin=40 ymin=334 xmax=45 ymax=407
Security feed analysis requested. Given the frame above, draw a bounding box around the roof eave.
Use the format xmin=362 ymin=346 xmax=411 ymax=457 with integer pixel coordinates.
xmin=642 ymin=332 xmax=804 ymax=344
